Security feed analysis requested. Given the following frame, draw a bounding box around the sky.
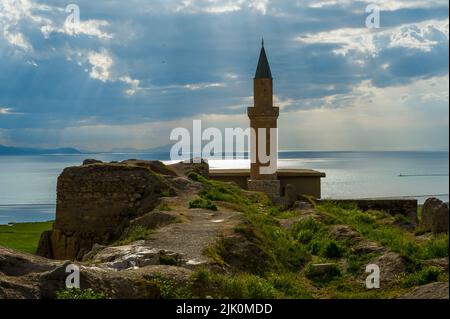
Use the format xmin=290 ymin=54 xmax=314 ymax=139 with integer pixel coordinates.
xmin=0 ymin=0 xmax=448 ymax=152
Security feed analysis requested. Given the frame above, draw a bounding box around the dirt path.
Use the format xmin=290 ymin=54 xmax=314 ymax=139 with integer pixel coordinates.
xmin=146 ymin=206 xmax=239 ymax=265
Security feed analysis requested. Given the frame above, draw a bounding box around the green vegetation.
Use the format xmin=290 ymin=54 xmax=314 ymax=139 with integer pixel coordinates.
xmin=3 ymin=173 xmax=445 ymax=300
xmin=397 ymin=266 xmax=445 ymax=288
xmin=56 ymin=288 xmax=107 ymax=299
xmin=114 ymin=225 xmax=154 ymax=245
xmin=0 ymin=221 xmax=53 ymax=254
xmin=183 ymin=176 xmax=448 ymax=299
xmin=151 ymin=269 xmax=313 ymax=299
xmin=159 ymin=254 xmax=178 ymax=265
xmin=159 ymin=203 xmax=172 ymax=211
xmin=304 ymin=263 xmax=342 ymax=284
xmin=316 ymin=201 xmax=449 ymax=260
xmin=190 ymin=173 xmax=311 ymax=274
xmin=189 ymin=197 xmax=218 ymax=211
xmin=151 ymin=274 xmax=194 ymax=299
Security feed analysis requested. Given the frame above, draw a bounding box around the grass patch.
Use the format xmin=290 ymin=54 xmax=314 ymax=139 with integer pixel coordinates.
xmin=56 ymin=288 xmax=107 ymax=299
xmin=304 ymin=263 xmax=342 ymax=284
xmin=0 ymin=221 xmax=53 ymax=254
xmin=115 ymin=225 xmax=154 ymax=245
xmin=191 ymin=268 xmax=315 ymax=299
xmin=159 ymin=203 xmax=172 ymax=211
xmin=189 ymin=197 xmax=217 ymax=211
xmin=397 ymin=266 xmax=444 ymax=288
xmin=151 ymin=274 xmax=193 ymax=299
xmin=317 ymin=201 xmax=448 ymax=261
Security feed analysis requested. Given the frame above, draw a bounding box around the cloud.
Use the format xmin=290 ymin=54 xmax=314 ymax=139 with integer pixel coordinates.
xmin=307 ymin=0 xmax=449 ymax=11
xmin=173 ymin=0 xmax=269 ymax=14
xmin=0 ymin=0 xmax=448 ymax=151
xmin=295 ymin=19 xmax=449 ymax=56
xmin=0 ymin=107 xmax=23 ymax=115
xmin=88 ymin=49 xmax=113 ymax=82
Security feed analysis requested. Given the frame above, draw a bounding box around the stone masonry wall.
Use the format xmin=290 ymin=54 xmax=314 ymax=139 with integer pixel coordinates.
xmin=37 ymin=162 xmax=171 ymax=260
xmin=247 ymin=179 xmax=280 ymax=200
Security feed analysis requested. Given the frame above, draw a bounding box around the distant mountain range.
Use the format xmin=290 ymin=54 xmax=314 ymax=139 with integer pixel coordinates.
xmin=109 ymin=144 xmax=174 ymax=153
xmin=0 ymin=144 xmax=82 ymax=155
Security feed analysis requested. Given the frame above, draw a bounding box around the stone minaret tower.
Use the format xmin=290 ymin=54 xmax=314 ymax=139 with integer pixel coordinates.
xmin=247 ymin=40 xmax=280 ymax=200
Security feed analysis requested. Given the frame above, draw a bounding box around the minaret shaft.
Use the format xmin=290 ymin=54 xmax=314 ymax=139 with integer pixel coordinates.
xmin=247 ymin=42 xmax=279 ymax=186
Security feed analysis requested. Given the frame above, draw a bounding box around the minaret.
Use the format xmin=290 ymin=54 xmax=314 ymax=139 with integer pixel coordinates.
xmin=247 ymin=40 xmax=280 ymax=200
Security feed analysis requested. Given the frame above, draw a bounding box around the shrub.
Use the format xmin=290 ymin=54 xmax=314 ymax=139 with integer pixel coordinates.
xmin=347 ymin=257 xmax=363 ymax=275
xmin=189 ymin=197 xmax=217 ymax=211
xmin=423 ymin=234 xmax=449 ymax=259
xmin=187 ymin=172 xmax=201 ymax=181
xmin=321 ymin=240 xmax=344 ymax=259
xmin=399 ymin=266 xmax=443 ymax=288
xmin=297 ymin=229 xmax=314 ymax=244
xmin=266 ymin=273 xmax=313 ymax=299
xmin=159 ymin=254 xmax=178 ymax=265
xmin=292 ymin=217 xmax=324 ymax=234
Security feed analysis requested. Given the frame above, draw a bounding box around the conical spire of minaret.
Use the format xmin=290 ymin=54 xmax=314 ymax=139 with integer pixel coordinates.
xmin=255 ymin=39 xmax=272 ymax=79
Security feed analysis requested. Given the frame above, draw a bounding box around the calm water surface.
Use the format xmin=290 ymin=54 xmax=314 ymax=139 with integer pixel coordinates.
xmin=0 ymin=151 xmax=448 ymax=224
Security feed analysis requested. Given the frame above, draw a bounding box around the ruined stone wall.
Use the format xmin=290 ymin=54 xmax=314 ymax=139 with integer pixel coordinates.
xmin=247 ymin=179 xmax=280 ymax=200
xmin=37 ymin=162 xmax=170 ymax=260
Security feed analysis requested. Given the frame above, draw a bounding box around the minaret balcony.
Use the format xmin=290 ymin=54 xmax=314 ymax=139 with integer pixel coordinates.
xmin=247 ymin=106 xmax=279 ymax=119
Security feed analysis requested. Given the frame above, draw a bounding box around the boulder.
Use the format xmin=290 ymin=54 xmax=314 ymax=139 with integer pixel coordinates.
xmin=352 ymin=241 xmax=385 ymax=255
xmin=423 ymin=258 xmax=449 ymax=272
xmin=370 ymin=252 xmax=407 ymax=286
xmin=86 ymin=242 xmax=183 ymax=270
xmin=0 ymin=246 xmax=162 ymax=299
xmin=35 ymin=230 xmax=53 ymax=258
xmin=398 ymin=281 xmax=449 ymax=299
xmin=283 ymin=184 xmax=298 ymax=208
xmin=292 ymin=201 xmax=312 ymax=211
xmin=421 ymin=197 xmax=449 ymax=234
xmin=0 ymin=247 xmax=60 ymax=277
xmin=329 ymin=225 xmax=361 ymax=243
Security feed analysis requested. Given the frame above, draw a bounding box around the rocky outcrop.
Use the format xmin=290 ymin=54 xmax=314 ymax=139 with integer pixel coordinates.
xmin=283 ymin=184 xmax=297 ymax=208
xmin=84 ymin=241 xmax=185 ymax=270
xmin=0 ymin=247 xmax=166 ymax=299
xmin=421 ymin=197 xmax=449 ymax=234
xmin=398 ymin=282 xmax=449 ymax=299
xmin=170 ymin=158 xmax=209 ymax=179
xmin=36 ymin=161 xmax=175 ymax=260
xmin=369 ymin=252 xmax=408 ymax=286
xmin=329 ymin=225 xmax=361 ymax=243
xmin=82 ymin=159 xmax=103 ymax=165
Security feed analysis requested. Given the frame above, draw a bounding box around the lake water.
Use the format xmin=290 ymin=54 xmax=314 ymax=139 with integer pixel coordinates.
xmin=0 ymin=151 xmax=448 ymax=224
